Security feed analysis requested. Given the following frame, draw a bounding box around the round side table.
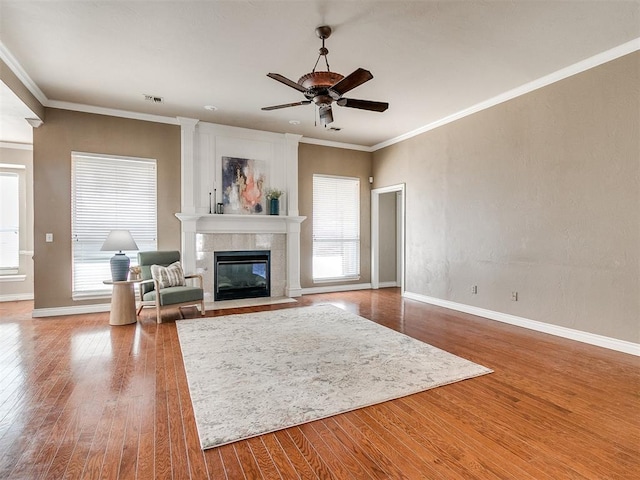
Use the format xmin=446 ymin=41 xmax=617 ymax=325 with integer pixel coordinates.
xmin=103 ymin=279 xmax=141 ymax=326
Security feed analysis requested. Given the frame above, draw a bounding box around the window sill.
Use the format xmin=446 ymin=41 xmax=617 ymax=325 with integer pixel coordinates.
xmin=312 ymin=276 xmax=361 ymax=284
xmin=0 ymin=274 xmax=26 ymax=282
xmin=72 ymin=292 xmax=112 ymax=301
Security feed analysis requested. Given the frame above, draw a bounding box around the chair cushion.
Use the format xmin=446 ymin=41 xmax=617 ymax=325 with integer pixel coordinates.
xmin=143 ymin=286 xmax=203 ymax=305
xmin=151 ymin=261 xmax=185 ymax=289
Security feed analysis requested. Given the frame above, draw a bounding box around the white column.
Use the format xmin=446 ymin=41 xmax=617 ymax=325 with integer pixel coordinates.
xmin=176 ymin=215 xmax=199 ymax=277
xmin=284 ymin=133 xmax=302 ymax=217
xmin=285 ymin=217 xmax=305 ymax=297
xmin=176 ymin=117 xmax=199 ymax=276
xmin=177 ymin=117 xmax=200 ymax=214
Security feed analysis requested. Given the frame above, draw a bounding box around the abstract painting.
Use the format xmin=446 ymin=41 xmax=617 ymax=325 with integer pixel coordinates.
xmin=221 ymin=157 xmax=265 ymax=214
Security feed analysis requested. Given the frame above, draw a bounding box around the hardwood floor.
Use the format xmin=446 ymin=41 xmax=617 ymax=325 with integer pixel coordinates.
xmin=0 ymin=289 xmax=638 ymax=479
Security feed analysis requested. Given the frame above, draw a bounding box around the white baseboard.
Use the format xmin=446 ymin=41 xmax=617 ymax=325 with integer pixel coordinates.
xmin=403 ymin=291 xmax=640 ymax=357
xmin=0 ymin=293 xmax=34 ymax=302
xmin=32 ymin=303 xmax=111 ymax=318
xmin=302 ymin=283 xmax=373 ymax=295
xmin=378 ymin=281 xmax=399 ymax=288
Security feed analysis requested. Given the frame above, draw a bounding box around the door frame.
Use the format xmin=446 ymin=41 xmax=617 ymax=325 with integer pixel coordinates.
xmin=371 ymin=183 xmax=405 ymax=293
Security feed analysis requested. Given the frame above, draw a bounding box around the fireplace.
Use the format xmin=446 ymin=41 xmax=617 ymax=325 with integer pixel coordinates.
xmin=214 ymin=250 xmax=271 ymax=301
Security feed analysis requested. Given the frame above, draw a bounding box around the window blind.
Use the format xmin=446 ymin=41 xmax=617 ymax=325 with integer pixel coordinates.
xmin=72 ymin=153 xmax=157 ymax=297
xmin=0 ymin=172 xmax=19 ymax=273
xmin=312 ymin=174 xmax=360 ymax=281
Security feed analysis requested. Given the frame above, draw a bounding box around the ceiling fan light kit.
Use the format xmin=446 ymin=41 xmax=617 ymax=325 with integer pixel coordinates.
xmin=262 ymin=25 xmax=389 ymax=127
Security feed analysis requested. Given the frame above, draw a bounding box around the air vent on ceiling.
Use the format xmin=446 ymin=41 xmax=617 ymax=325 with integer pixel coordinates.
xmin=143 ymin=94 xmax=164 ymax=104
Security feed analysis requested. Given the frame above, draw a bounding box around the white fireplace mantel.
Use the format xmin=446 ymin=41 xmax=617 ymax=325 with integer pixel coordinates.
xmin=175 ymin=213 xmax=306 ymax=234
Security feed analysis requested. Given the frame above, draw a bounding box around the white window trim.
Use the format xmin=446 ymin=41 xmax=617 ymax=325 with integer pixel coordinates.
xmin=0 ymin=168 xmax=21 ymax=274
xmin=312 ymin=173 xmax=361 ymax=283
xmin=71 ymin=152 xmax=157 ymax=298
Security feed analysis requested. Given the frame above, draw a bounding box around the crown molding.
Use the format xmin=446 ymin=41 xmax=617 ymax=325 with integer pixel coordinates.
xmin=299 ymin=136 xmax=372 ymax=152
xmin=372 ymin=37 xmax=640 ymax=152
xmin=0 ymin=40 xmax=48 ymax=105
xmin=0 ymin=141 xmax=33 ymax=151
xmin=48 ymin=100 xmax=179 ymax=125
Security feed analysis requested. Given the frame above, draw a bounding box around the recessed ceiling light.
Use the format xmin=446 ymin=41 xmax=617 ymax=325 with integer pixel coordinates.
xmin=204 ymin=105 xmax=218 ymax=111
xmin=289 ymin=120 xmax=301 ymax=125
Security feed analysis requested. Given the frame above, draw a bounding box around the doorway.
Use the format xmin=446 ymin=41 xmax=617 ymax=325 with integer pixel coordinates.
xmin=371 ymin=184 xmax=405 ymax=292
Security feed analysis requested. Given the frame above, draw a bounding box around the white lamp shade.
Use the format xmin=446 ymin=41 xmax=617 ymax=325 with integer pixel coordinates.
xmin=100 ymin=230 xmax=139 ymax=252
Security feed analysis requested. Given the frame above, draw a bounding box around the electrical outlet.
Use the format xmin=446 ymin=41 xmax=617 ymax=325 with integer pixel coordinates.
xmin=45 ymin=233 xmax=53 ymax=243
xmin=511 ymin=291 xmax=518 ymax=301
xmin=471 ymin=285 xmax=478 ymax=294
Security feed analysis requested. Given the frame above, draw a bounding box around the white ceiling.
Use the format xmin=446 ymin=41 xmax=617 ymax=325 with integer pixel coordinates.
xmin=0 ymin=1 xmax=639 ymax=147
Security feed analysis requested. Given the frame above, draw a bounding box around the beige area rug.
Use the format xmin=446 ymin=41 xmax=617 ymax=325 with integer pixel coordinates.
xmin=176 ymin=305 xmax=492 ymax=449
xmin=205 ymin=296 xmax=296 ymax=311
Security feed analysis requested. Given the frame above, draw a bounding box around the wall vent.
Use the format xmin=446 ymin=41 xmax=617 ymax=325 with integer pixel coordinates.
xmin=143 ymin=94 xmax=164 ymax=104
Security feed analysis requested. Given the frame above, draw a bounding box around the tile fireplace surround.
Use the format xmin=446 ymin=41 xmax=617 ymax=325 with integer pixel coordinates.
xmin=176 ymin=214 xmax=304 ymax=302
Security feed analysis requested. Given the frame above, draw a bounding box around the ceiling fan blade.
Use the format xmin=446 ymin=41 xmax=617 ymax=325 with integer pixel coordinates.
xmin=261 ymin=100 xmax=311 ymax=111
xmin=337 ymin=98 xmax=389 ymax=112
xmin=330 ymin=68 xmax=373 ymax=96
xmin=267 ymin=73 xmax=307 ymax=93
xmin=319 ymin=105 xmax=334 ymax=126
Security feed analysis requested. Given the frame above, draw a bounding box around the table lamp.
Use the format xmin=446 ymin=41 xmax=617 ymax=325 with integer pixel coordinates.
xmin=101 ymin=230 xmax=139 ymax=281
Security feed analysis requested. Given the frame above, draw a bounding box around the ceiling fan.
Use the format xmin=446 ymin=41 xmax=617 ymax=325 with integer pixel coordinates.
xmin=262 ymin=25 xmax=389 ymax=126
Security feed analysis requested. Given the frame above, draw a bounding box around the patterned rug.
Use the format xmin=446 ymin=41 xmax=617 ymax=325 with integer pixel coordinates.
xmin=176 ymin=304 xmax=492 ymax=449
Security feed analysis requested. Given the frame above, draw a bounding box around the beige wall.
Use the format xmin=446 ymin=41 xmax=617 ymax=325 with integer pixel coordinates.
xmin=33 ymin=108 xmax=181 ymax=309
xmin=0 ymin=146 xmax=34 ymax=299
xmin=373 ymin=52 xmax=640 ymax=343
xmin=298 ymin=143 xmax=372 ymax=289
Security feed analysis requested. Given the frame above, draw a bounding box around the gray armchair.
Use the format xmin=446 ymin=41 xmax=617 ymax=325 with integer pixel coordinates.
xmin=136 ymin=251 xmax=205 ymax=323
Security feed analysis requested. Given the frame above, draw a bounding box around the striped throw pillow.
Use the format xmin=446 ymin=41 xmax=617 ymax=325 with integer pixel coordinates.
xmin=150 ymin=261 xmax=185 ymax=289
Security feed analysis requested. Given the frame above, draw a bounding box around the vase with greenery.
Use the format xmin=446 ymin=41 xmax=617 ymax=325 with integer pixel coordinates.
xmin=265 ymin=188 xmax=284 ymax=215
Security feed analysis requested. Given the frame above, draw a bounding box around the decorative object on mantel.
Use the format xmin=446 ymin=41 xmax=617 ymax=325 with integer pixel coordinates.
xmin=100 ymin=229 xmax=139 ymax=281
xmin=265 ymin=188 xmax=284 ymax=216
xmin=222 ymin=156 xmax=265 ymax=214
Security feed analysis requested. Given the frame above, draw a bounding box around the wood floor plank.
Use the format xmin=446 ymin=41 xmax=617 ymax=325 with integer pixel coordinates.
xmin=202 ymin=448 xmax=227 ymax=480
xmin=308 ymin=420 xmax=374 ymax=479
xmin=0 ymin=291 xmax=637 ymax=479
xmin=260 ymin=433 xmax=301 ymax=480
xmin=297 ymin=421 xmax=358 ymax=480
xmin=330 ymin=412 xmax=427 ymax=480
xmin=218 ymin=443 xmax=246 ymax=480
xmin=234 ymin=440 xmax=264 ymax=479
xmin=287 ymin=426 xmax=334 ymax=479
xmin=273 ymin=429 xmax=319 ymax=480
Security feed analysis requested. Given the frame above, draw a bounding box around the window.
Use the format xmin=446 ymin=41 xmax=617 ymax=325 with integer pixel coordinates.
xmin=72 ymin=153 xmax=157 ymax=297
xmin=0 ymin=171 xmax=20 ymax=274
xmin=312 ymin=174 xmax=360 ymax=281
